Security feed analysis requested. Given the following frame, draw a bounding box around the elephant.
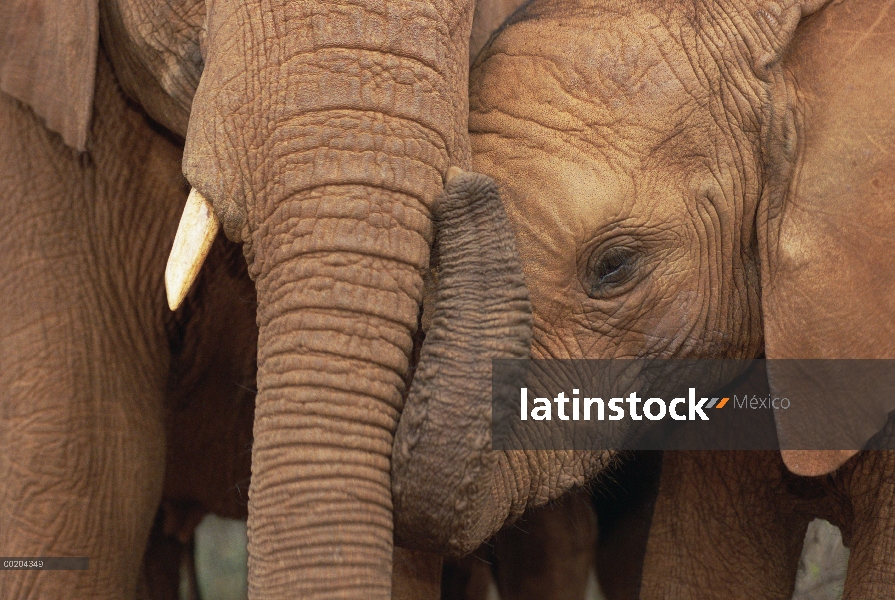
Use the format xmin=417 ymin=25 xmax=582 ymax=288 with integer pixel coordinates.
xmin=393 ymin=0 xmax=895 ymax=598
xmin=0 ymin=48 xmax=530 ymax=600
xmin=0 ymin=0 xmax=536 ymax=598
xmin=0 ymin=47 xmax=264 ymax=599
xmin=0 ymin=50 xmax=232 ymax=599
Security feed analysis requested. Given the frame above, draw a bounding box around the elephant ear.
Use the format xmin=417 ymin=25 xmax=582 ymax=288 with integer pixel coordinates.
xmin=0 ymin=0 xmax=99 ymax=150
xmin=469 ymin=0 xmax=528 ymax=64
xmin=753 ymin=0 xmax=895 ymax=475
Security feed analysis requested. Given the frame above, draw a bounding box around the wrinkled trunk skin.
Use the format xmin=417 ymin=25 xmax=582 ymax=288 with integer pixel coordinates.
xmin=181 ymin=1 xmax=474 ymax=598
xmin=392 ymin=173 xmax=531 ymax=551
xmin=392 ymin=173 xmax=604 ymax=556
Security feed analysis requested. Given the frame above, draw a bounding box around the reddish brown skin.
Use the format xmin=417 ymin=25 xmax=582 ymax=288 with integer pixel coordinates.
xmin=643 ymin=445 xmax=895 ymax=599
xmin=0 ymin=49 xmax=256 ymax=598
xmin=3 ymin=0 xmax=893 ymax=598
xmin=1 ymin=0 xmax=539 ymax=598
xmin=442 ymin=0 xmax=895 ymax=598
xmin=644 ymin=1 xmax=895 ymax=597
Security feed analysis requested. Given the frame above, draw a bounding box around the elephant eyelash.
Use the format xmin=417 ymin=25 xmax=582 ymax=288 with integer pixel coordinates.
xmin=588 ymin=246 xmax=639 ymax=298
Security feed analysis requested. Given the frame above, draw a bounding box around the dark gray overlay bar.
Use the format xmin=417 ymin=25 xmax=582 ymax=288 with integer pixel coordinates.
xmin=491 ymin=359 xmax=895 ymax=451
xmin=0 ymin=557 xmax=89 ymax=570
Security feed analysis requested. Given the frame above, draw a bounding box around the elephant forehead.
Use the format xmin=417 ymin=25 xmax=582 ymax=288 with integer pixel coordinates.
xmin=471 ymin=133 xmax=692 ymax=286
xmin=470 ymin=13 xmax=709 ymax=159
xmin=472 ymin=134 xmax=631 ymax=237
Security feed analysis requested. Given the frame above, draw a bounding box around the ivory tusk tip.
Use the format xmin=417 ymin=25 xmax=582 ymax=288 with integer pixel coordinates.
xmin=165 ymin=188 xmax=220 ymax=311
xmin=165 ymin=273 xmax=189 ymax=311
xmin=165 ymin=282 xmax=180 ymax=312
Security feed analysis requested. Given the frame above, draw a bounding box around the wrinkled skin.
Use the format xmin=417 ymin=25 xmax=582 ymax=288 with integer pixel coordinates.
xmin=395 ymin=0 xmax=766 ymax=557
xmin=0 ymin=0 xmax=536 ymax=599
xmin=0 ymin=57 xmax=526 ymax=600
xmin=644 ymin=446 xmax=895 ymax=599
xmin=0 ymin=49 xmax=257 ymax=599
xmin=471 ymin=3 xmax=766 ymax=367
xmin=642 ymin=1 xmax=895 ymax=597
xmin=397 ymin=0 xmax=895 ymax=598
xmin=470 ymin=0 xmax=529 ymax=63
xmin=0 ymin=55 xmax=441 ymax=598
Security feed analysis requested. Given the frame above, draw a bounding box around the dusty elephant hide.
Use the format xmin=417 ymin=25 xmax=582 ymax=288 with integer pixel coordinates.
xmin=395 ymin=0 xmax=895 ymax=598
xmin=0 ymin=0 xmax=535 ymax=599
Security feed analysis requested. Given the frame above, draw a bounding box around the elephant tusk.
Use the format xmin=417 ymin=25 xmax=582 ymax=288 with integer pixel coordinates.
xmin=165 ymin=188 xmax=220 ymax=310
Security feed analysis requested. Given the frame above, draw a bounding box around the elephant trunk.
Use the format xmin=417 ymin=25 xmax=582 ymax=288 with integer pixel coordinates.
xmin=179 ymin=1 xmax=479 ymax=598
xmin=248 ymin=195 xmax=425 ymax=598
xmin=392 ymin=171 xmax=532 ymax=555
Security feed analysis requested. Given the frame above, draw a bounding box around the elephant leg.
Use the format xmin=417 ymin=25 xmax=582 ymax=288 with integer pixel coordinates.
xmin=841 ymin=450 xmax=895 ymax=599
xmin=641 ymin=451 xmax=810 ymax=600
xmin=0 ymin=50 xmax=185 ymax=599
xmin=492 ymin=490 xmax=597 ymax=600
xmin=0 ymin=260 xmax=167 ymax=599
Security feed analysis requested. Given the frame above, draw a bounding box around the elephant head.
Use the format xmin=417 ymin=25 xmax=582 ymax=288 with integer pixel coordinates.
xmin=469 ymin=0 xmax=778 ymax=366
xmin=1 ymin=0 xmax=534 ymax=597
xmin=394 ymin=0 xmax=895 ymax=556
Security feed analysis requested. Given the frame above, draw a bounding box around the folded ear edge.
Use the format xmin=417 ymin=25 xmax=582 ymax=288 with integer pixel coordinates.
xmin=780 ymin=449 xmax=858 ymax=476
xmin=799 ymin=0 xmax=830 ymax=17
xmin=0 ymin=0 xmax=99 ymax=151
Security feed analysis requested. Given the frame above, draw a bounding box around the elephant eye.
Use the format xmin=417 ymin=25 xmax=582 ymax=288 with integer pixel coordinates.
xmin=588 ymin=247 xmax=638 ymax=297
